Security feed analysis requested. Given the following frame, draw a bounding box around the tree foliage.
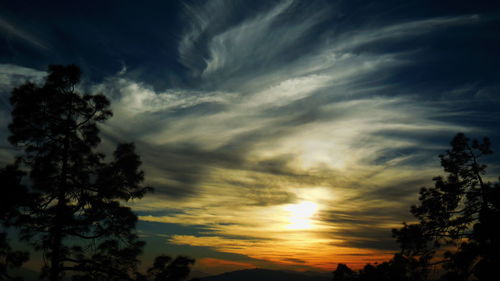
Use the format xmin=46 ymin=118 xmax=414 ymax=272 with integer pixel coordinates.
xmin=2 ymin=65 xmax=195 ymax=281
xmin=331 ymin=254 xmax=425 ymax=281
xmin=332 ymin=263 xmax=355 ymax=281
xmin=0 ymin=165 xmax=30 ymax=281
xmin=392 ymin=133 xmax=500 ymax=280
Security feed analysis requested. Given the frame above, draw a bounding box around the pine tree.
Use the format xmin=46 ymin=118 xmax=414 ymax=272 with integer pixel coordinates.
xmin=7 ymin=64 xmax=152 ymax=281
xmin=392 ymin=133 xmax=500 ymax=281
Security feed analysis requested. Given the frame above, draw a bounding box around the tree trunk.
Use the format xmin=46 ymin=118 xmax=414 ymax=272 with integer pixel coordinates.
xmin=50 ymin=122 xmax=70 ymax=281
xmin=49 ymin=207 xmax=63 ymax=281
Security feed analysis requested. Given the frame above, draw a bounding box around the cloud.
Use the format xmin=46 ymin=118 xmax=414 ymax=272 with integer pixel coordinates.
xmin=200 ymin=0 xmax=311 ymax=77
xmin=0 ymin=64 xmax=46 ymax=91
xmin=0 ymin=16 xmax=48 ymax=49
xmin=88 ymin=3 xmax=490 ymax=269
xmin=178 ymin=0 xmax=258 ymax=77
xmin=329 ymin=14 xmax=481 ymax=53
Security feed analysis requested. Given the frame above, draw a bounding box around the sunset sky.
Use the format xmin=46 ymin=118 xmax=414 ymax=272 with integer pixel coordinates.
xmin=1 ymin=0 xmax=500 ymax=276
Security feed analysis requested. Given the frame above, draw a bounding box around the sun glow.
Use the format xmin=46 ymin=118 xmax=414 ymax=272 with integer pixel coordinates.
xmin=283 ymin=201 xmax=318 ymax=230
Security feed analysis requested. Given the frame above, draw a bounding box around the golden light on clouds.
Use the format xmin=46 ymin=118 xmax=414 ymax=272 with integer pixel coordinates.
xmin=105 ymin=2 xmax=483 ymax=273
xmin=137 ymin=184 xmax=396 ymax=270
xmin=132 ymin=150 xmax=438 ymax=271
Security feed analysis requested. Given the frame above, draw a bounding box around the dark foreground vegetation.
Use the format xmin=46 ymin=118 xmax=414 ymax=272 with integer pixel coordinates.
xmin=201 ymin=268 xmax=330 ymax=281
xmin=1 ymin=65 xmax=499 ymax=281
xmin=333 ymin=133 xmax=500 ymax=281
xmin=0 ymin=65 xmax=197 ymax=281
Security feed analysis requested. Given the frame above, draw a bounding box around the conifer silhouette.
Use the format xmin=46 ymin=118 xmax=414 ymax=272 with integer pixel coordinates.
xmin=3 ymin=65 xmax=195 ymax=281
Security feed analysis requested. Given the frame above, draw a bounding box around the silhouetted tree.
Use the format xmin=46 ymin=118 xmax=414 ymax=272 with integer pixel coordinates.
xmin=333 ymin=263 xmax=355 ymax=281
xmin=392 ymin=133 xmax=500 ymax=281
xmin=352 ymin=254 xmax=422 ymax=281
xmin=3 ymin=65 xmax=195 ymax=281
xmin=332 ymin=134 xmax=499 ymax=281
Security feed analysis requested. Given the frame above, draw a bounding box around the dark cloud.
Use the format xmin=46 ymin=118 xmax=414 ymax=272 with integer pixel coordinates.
xmin=321 ymin=199 xmax=418 ymax=251
xmin=350 ymin=179 xmax=429 ymax=203
xmin=134 ymin=138 xmax=303 ymax=203
xmin=284 ymin=258 xmax=306 ymax=264
xmin=227 ymin=182 xmax=298 ymax=207
xmin=138 ymin=141 xmax=244 ymax=199
xmin=138 ymin=220 xmax=212 ymax=237
xmin=335 ymin=228 xmax=398 ymax=251
xmin=322 ymin=205 xmax=409 ymax=227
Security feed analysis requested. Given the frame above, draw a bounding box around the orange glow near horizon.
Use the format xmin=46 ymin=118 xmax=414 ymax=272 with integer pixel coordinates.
xmin=139 ymin=184 xmax=397 ymax=273
xmin=135 ymin=173 xmax=407 ymax=273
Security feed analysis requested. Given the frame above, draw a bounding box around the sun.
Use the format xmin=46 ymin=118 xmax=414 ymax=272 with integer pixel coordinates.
xmin=283 ymin=201 xmax=318 ymax=230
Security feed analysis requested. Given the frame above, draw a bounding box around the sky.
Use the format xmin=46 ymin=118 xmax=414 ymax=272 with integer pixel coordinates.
xmin=1 ymin=0 xmax=500 ymax=276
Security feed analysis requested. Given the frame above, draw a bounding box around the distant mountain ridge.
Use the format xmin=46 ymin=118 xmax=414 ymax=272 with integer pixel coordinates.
xmin=200 ymin=268 xmax=331 ymax=281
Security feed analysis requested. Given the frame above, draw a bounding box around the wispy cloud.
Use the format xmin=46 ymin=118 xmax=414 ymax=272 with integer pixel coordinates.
xmin=0 ymin=17 xmax=48 ymax=49
xmin=329 ymin=14 xmax=481 ymax=52
xmin=88 ymin=1 xmax=489 ymax=270
xmin=0 ymin=64 xmax=45 ymax=88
